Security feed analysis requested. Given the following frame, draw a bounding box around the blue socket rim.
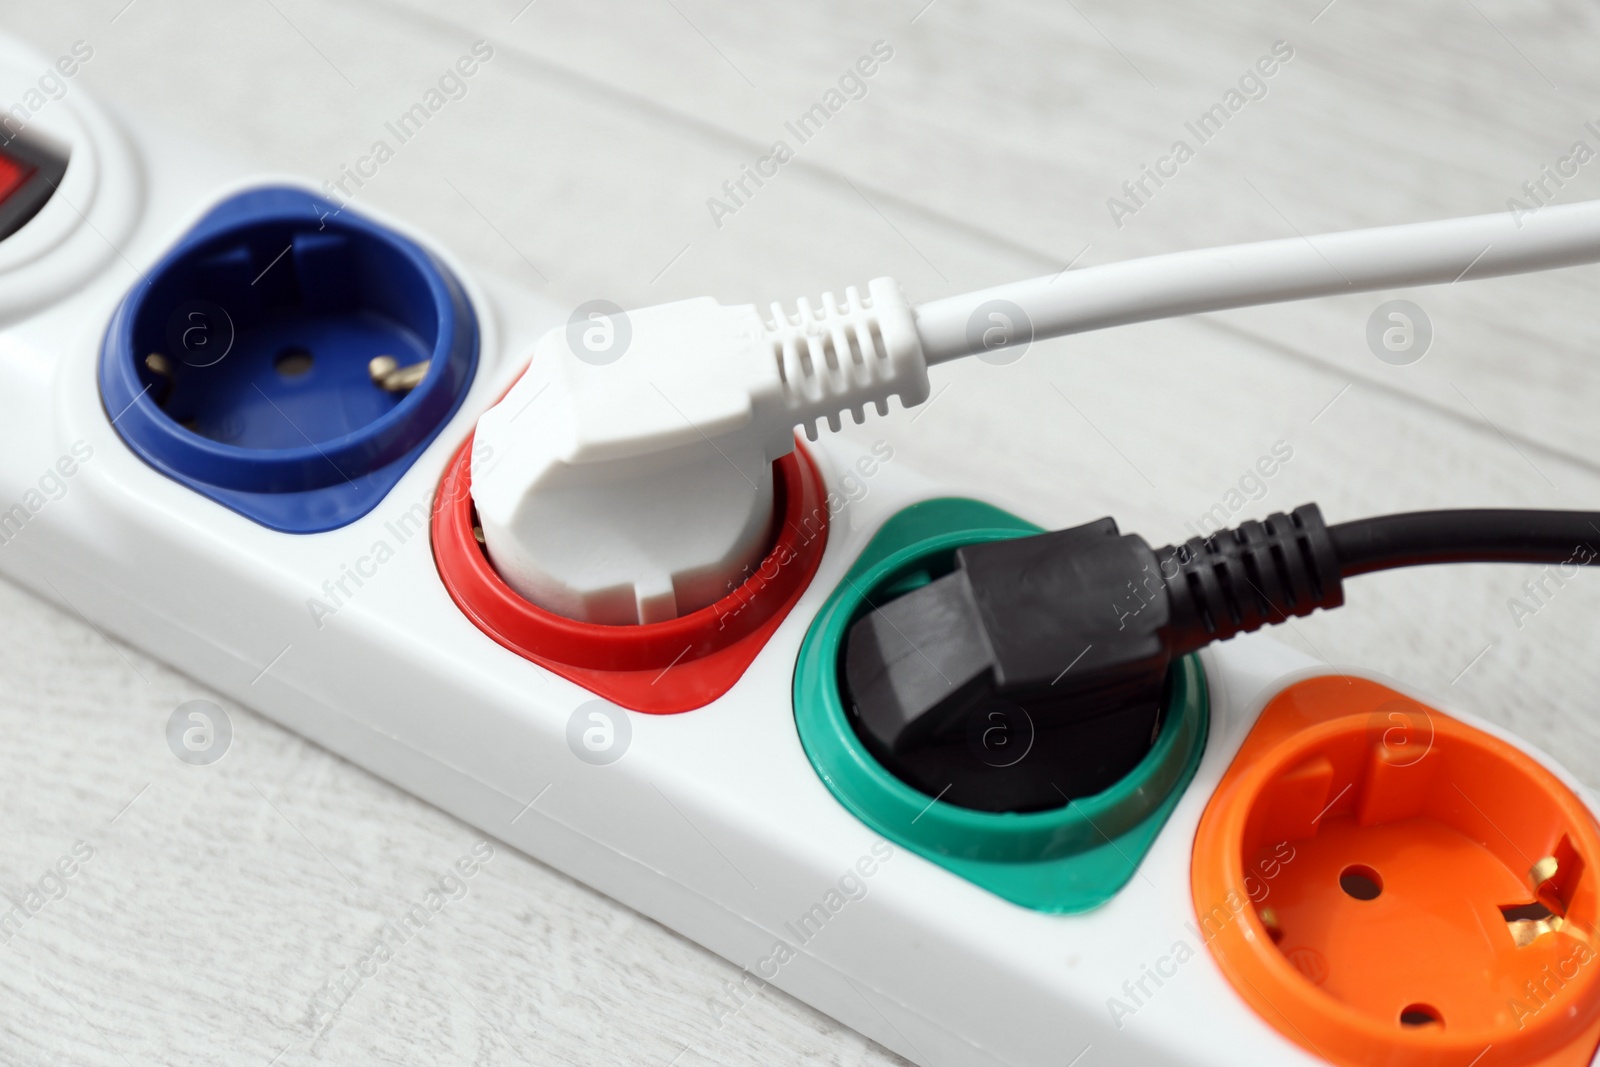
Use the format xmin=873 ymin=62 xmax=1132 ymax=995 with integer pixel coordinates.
xmin=98 ymin=186 xmax=478 ymax=532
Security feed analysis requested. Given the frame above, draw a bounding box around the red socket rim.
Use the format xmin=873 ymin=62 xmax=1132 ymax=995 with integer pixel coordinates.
xmin=431 ymin=432 xmax=830 ymax=714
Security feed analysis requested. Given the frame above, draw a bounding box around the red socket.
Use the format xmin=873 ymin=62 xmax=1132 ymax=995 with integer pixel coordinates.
xmin=431 ymin=433 xmax=829 ymax=713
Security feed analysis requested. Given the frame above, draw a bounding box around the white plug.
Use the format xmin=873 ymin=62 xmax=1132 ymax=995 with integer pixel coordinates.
xmin=472 ymin=278 xmax=928 ymax=625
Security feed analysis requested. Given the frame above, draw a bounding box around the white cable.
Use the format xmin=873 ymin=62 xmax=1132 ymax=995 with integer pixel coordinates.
xmin=913 ymin=199 xmax=1600 ymax=364
xmin=476 ymin=198 xmax=1600 ymax=623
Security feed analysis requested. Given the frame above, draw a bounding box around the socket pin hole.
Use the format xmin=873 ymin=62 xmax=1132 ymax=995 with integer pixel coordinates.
xmin=1399 ymin=1004 xmax=1442 ymax=1028
xmin=1339 ymin=864 xmax=1383 ymax=901
xmin=275 ymin=347 xmax=313 ymax=378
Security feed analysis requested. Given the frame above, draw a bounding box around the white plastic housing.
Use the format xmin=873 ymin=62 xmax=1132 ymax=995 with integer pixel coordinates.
xmin=0 ymin=35 xmax=141 ymax=324
xmin=472 ymin=278 xmax=928 ymax=624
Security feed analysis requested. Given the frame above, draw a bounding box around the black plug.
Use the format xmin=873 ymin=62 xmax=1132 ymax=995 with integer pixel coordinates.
xmin=842 ymin=505 xmax=1342 ymax=813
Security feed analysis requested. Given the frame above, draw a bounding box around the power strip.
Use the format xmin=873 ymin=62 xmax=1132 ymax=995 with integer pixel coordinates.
xmin=3 ymin=35 xmax=1596 ymax=1067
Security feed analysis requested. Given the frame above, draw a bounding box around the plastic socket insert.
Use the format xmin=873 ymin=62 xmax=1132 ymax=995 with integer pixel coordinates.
xmin=99 ymin=186 xmax=478 ymax=532
xmin=794 ymin=498 xmax=1209 ymax=912
xmin=1193 ymin=675 xmax=1600 ymax=1067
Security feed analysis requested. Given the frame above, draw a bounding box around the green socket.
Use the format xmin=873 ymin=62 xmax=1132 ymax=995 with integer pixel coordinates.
xmin=792 ymin=498 xmax=1209 ymax=913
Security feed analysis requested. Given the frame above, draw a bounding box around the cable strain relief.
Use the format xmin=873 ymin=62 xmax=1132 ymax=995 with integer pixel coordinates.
xmin=762 ymin=277 xmax=930 ymax=440
xmin=1157 ymin=503 xmax=1343 ymax=651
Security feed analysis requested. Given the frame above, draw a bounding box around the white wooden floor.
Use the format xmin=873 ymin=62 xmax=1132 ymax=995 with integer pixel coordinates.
xmin=3 ymin=1 xmax=1600 ymax=1064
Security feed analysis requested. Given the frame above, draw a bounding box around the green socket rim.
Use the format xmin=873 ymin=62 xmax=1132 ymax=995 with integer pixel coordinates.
xmin=792 ymin=497 xmax=1209 ymax=913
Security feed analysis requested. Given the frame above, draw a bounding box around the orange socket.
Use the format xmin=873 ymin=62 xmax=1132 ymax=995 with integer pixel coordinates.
xmin=1192 ymin=675 xmax=1600 ymax=1067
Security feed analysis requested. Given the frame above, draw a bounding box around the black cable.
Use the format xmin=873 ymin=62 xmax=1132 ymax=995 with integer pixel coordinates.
xmin=844 ymin=502 xmax=1600 ymax=812
xmin=1328 ymin=509 xmax=1600 ymax=577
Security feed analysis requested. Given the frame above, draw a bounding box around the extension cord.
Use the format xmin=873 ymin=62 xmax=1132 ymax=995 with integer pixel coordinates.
xmin=2 ymin=35 xmax=1597 ymax=1067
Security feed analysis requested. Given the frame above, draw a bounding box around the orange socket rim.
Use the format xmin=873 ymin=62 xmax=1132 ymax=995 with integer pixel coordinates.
xmin=1192 ymin=675 xmax=1600 ymax=1067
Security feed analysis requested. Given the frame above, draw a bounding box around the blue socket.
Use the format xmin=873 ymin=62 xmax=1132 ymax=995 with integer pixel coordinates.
xmin=99 ymin=186 xmax=478 ymax=532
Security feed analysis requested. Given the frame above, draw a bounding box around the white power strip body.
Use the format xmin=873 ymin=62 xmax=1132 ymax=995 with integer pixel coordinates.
xmin=2 ymin=39 xmax=1597 ymax=1067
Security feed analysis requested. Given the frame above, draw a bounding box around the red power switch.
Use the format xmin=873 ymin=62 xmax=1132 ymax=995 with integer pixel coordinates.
xmin=0 ymin=151 xmax=35 ymax=204
xmin=0 ymin=134 xmax=68 ymax=241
